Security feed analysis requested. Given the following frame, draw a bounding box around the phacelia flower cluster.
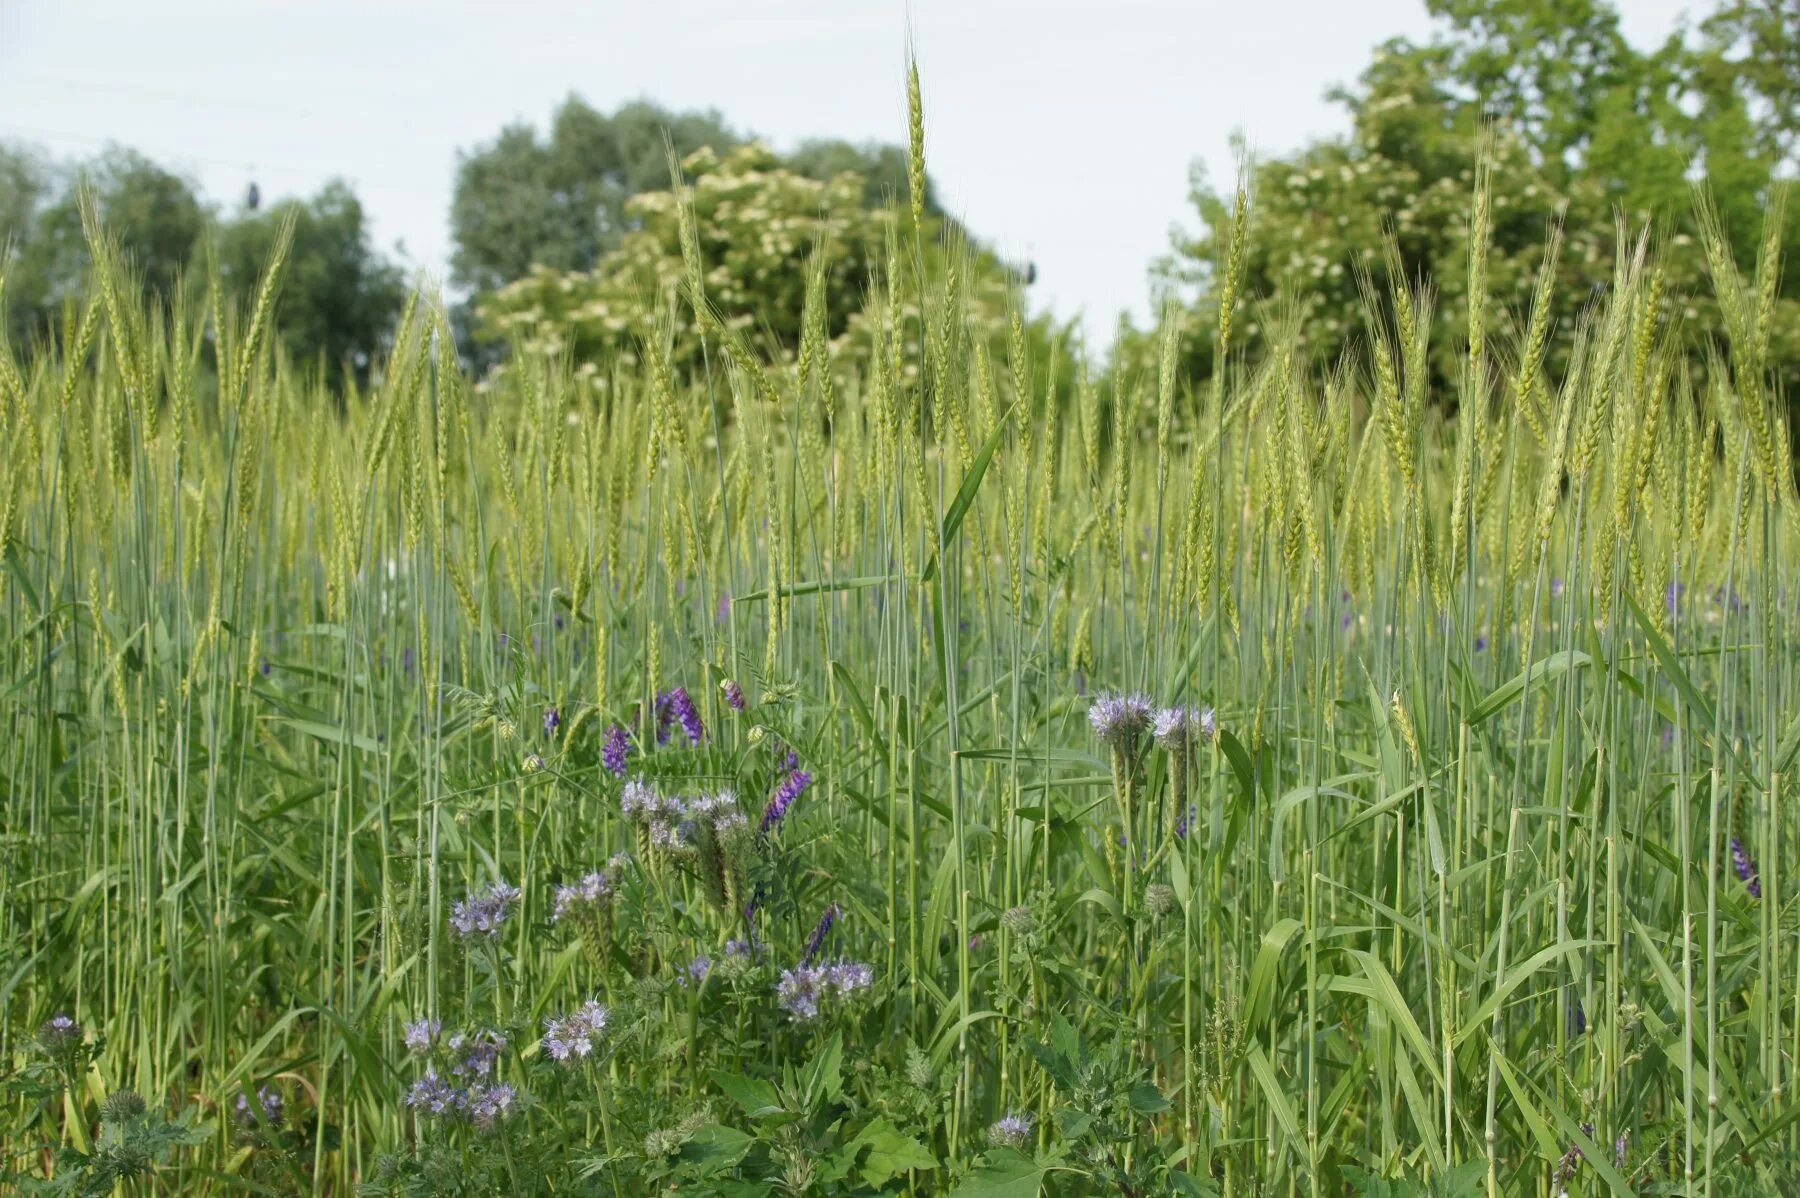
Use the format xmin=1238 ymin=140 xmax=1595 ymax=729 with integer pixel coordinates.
xmin=542 ymin=1000 xmax=610 ymax=1064
xmin=1152 ymin=704 xmax=1216 ymax=749
xmin=776 ymin=960 xmax=875 ymax=1021
xmin=450 ymin=880 xmax=521 ymax=940
xmin=987 ymin=1113 xmax=1035 ymax=1148
xmin=234 ymin=1085 xmax=285 ymax=1127
xmin=1088 ymin=692 xmax=1153 ymax=746
xmin=403 ymin=1024 xmax=520 ymax=1132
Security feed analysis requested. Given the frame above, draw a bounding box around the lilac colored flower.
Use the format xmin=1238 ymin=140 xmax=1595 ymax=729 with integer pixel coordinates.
xmin=1474 ymin=634 xmax=1490 ymax=653
xmin=403 ymin=646 xmax=416 ymax=675
xmin=717 ymin=592 xmax=732 ymax=623
xmin=722 ymin=679 xmax=746 ymax=711
xmin=620 ymin=778 xmax=658 ymax=820
xmin=760 ymin=770 xmax=812 ymax=835
xmin=666 ymin=686 xmax=704 ymax=744
xmin=777 ymin=959 xmax=874 ymax=1021
xmin=821 ymin=960 xmax=873 ymax=994
xmin=552 ymin=871 xmax=613 ymax=922
xmin=404 ymin=1018 xmax=442 ymax=1054
xmin=1666 ymin=581 xmax=1686 ymax=613
xmin=407 ymin=1069 xmax=464 ymax=1117
xmin=987 ymin=1113 xmax=1034 ymax=1149
xmin=687 ymin=956 xmax=713 ymax=984
xmin=602 ymin=723 xmax=633 ymax=776
xmin=1569 ymin=998 xmax=1586 ymax=1037
xmin=1088 ymin=692 xmax=1153 ymax=746
xmin=1174 ymin=804 xmax=1199 ymax=839
xmin=259 ymin=657 xmax=272 ymax=677
xmin=542 ymin=1001 xmax=609 ymax=1064
xmin=1153 ymin=705 xmax=1215 ymax=749
xmin=1340 ymin=608 xmax=1356 ymax=631
xmin=1731 ymin=838 xmax=1762 ymax=899
xmin=450 ymin=881 xmax=520 ymax=939
xmin=38 ymin=1014 xmax=81 ymax=1047
xmin=448 ymin=1029 xmax=507 ymax=1079
xmin=725 ymin=938 xmax=759 ymax=958
xmin=543 ymin=706 xmax=561 ymax=737
xmin=235 ymin=1085 xmax=284 ymax=1126
xmin=802 ymin=903 xmax=840 ymax=965
xmin=466 ymin=1082 xmax=518 ymax=1130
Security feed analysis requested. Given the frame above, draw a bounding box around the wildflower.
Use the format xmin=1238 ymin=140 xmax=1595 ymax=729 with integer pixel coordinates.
xmin=100 ymin=1091 xmax=147 ymax=1124
xmin=407 ymin=1069 xmax=464 ymax=1117
xmin=722 ymin=678 xmax=746 ymax=711
xmin=234 ymin=1085 xmax=284 ymax=1126
xmin=1551 ymin=576 xmax=1565 ymax=598
xmin=1145 ymin=883 xmax=1176 ymax=919
xmin=450 ymin=881 xmax=520 ymax=939
xmin=448 ymin=1029 xmax=507 ymax=1079
xmin=776 ymin=959 xmax=874 ymax=1021
xmin=37 ymin=1014 xmax=82 ymax=1050
xmin=620 ymin=777 xmax=657 ymax=820
xmin=1000 ymin=905 xmax=1035 ymax=938
xmin=987 ymin=1113 xmax=1035 ymax=1149
xmin=466 ymin=1082 xmax=518 ymax=1130
xmin=802 ymin=903 xmax=840 ymax=965
xmin=542 ymin=1001 xmax=609 ymax=1064
xmin=1568 ymin=998 xmax=1586 ymax=1037
xmin=725 ymin=937 xmax=759 ymax=958
xmin=543 ymin=706 xmax=561 ymax=737
xmin=1731 ymin=838 xmax=1762 ymax=899
xmin=602 ymin=724 xmax=633 ymax=776
xmin=760 ymin=769 xmax=812 ymax=835
xmin=667 ymin=686 xmax=704 ymax=744
xmin=404 ymin=1018 xmax=442 ymax=1054
xmin=552 ymin=871 xmax=613 ymax=922
xmin=1174 ymin=804 xmax=1199 ymax=838
xmin=687 ymin=956 xmax=713 ymax=984
xmin=1474 ymin=633 xmax=1489 ymax=653
xmin=1088 ymin=692 xmax=1153 ymax=746
xmin=1153 ymin=704 xmax=1215 ymax=749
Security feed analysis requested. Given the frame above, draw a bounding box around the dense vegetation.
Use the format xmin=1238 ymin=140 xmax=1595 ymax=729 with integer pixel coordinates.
xmin=2 ymin=42 xmax=1799 ymax=1191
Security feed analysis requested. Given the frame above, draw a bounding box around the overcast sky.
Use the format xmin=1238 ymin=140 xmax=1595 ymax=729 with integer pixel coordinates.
xmin=0 ymin=0 xmax=1696 ymax=338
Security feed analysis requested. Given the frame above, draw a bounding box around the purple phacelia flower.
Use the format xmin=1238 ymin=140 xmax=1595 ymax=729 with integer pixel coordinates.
xmin=1088 ymin=692 xmax=1153 ymax=746
xmin=1153 ymin=705 xmax=1215 ymax=750
xmin=760 ymin=769 xmax=812 ymax=835
xmin=450 ymin=882 xmax=520 ymax=939
xmin=38 ymin=1014 xmax=81 ymax=1047
xmin=687 ymin=956 xmax=713 ymax=984
xmin=722 ymin=678 xmax=746 ymax=711
xmin=552 ymin=872 xmax=613 ymax=922
xmin=776 ymin=958 xmax=874 ymax=1021
xmin=602 ymin=724 xmax=633 ymax=776
xmin=404 ymin=1018 xmax=442 ymax=1054
xmin=406 ymin=1069 xmax=464 ymax=1117
xmin=987 ymin=1113 xmax=1034 ymax=1148
xmin=466 ymin=1082 xmax=518 ymax=1130
xmin=1731 ymin=838 xmax=1762 ymax=899
xmin=448 ymin=1029 xmax=506 ymax=1079
xmin=542 ymin=1001 xmax=609 ymax=1064
xmin=620 ymin=778 xmax=657 ymax=820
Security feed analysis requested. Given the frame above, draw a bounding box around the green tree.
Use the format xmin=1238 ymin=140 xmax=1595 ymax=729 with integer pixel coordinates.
xmin=1148 ymin=0 xmax=1797 ymax=393
xmin=216 ymin=180 xmax=408 ymax=382
xmin=449 ymin=97 xmax=742 ymax=295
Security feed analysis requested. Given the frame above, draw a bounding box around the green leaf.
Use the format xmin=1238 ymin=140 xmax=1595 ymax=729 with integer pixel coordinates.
xmin=267 ymin=716 xmax=384 ymax=755
xmin=735 ymin=574 xmax=900 ymax=603
xmin=848 ymin=1118 xmax=937 ymax=1186
xmin=949 ymin=1148 xmax=1048 ymax=1198
xmin=922 ymin=407 xmax=1011 ymax=583
xmin=679 ymin=1124 xmax=755 ymax=1176
xmin=709 ymin=1070 xmax=783 ymax=1119
xmin=1464 ymin=650 xmax=1591 ymax=725
xmin=1129 ymin=1080 xmax=1171 ymax=1114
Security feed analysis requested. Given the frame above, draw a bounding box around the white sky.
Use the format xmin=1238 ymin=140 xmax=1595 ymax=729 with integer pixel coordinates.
xmin=0 ymin=0 xmax=1696 ymax=338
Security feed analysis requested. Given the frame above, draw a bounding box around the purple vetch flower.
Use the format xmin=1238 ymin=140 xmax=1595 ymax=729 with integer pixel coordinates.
xmin=987 ymin=1113 xmax=1035 ymax=1149
xmin=1174 ymin=804 xmax=1199 ymax=839
xmin=760 ymin=770 xmax=812 ymax=836
xmin=404 ymin=1018 xmax=442 ymax=1054
xmin=259 ymin=657 xmax=272 ymax=677
xmin=1569 ymin=997 xmax=1586 ymax=1037
xmin=235 ymin=1085 xmax=284 ymax=1126
xmin=407 ymin=1069 xmax=464 ymax=1117
xmin=602 ymin=724 xmax=633 ymax=776
xmin=1666 ymin=581 xmax=1686 ymax=613
xmin=1550 ymin=576 xmax=1565 ymax=598
xmin=722 ymin=678 xmax=746 ymax=711
xmin=1340 ymin=608 xmax=1356 ymax=631
xmin=543 ymin=706 xmax=561 ymax=737
xmin=717 ymin=592 xmax=732 ymax=623
xmin=1731 ymin=838 xmax=1762 ymax=899
xmin=403 ymin=646 xmax=416 ymax=675
xmin=1474 ymin=633 xmax=1490 ymax=653
xmin=667 ymin=686 xmax=704 ymax=744
xmin=466 ymin=1082 xmax=518 ymax=1130
xmin=1088 ymin=692 xmax=1153 ymax=746
xmin=541 ymin=1000 xmax=609 ymax=1064
xmin=802 ymin=903 xmax=841 ymax=965
xmin=450 ymin=881 xmax=521 ymax=939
